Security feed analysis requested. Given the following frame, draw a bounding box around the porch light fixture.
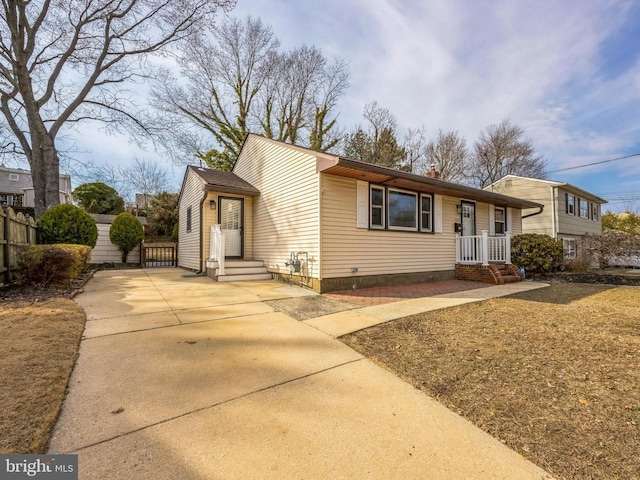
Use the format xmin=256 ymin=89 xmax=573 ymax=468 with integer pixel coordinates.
xmin=456 ymin=204 xmax=462 ymax=214
xmin=209 ymin=199 xmax=217 ymax=210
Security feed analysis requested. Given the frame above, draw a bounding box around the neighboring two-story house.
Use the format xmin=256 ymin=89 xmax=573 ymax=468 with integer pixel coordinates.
xmin=0 ymin=166 xmax=72 ymax=209
xmin=486 ymin=175 xmax=607 ymax=258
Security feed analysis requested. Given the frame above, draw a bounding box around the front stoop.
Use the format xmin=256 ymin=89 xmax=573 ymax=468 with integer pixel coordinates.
xmin=455 ymin=263 xmax=523 ymax=285
xmin=206 ymin=259 xmax=273 ymax=282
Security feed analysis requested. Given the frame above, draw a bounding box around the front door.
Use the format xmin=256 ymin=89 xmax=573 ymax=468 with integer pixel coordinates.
xmin=219 ymin=197 xmax=243 ymax=258
xmin=461 ymin=201 xmax=476 ymax=237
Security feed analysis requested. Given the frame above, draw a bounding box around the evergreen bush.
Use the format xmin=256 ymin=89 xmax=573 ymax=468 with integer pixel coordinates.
xmin=38 ymin=204 xmax=98 ymax=248
xmin=109 ymin=213 xmax=144 ymax=262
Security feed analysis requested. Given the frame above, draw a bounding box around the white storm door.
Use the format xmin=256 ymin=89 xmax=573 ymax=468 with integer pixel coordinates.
xmin=220 ymin=197 xmax=243 ymax=258
xmin=461 ymin=201 xmax=476 ymax=237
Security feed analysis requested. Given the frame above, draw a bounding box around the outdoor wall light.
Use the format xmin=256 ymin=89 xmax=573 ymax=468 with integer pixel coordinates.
xmin=209 ymin=199 xmax=217 ymax=210
xmin=456 ymin=204 xmax=462 ymax=214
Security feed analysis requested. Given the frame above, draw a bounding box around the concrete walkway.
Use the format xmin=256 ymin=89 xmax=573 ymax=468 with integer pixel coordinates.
xmin=50 ymin=269 xmax=553 ymax=479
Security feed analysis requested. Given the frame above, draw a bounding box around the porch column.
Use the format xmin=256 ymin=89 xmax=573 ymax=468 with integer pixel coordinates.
xmin=481 ymin=230 xmax=489 ymax=266
xmin=505 ymin=231 xmax=512 ymax=264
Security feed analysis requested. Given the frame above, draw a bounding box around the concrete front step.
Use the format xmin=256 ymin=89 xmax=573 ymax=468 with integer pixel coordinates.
xmin=207 ymin=260 xmax=265 ymax=269
xmin=217 ymin=266 xmax=270 ymax=275
xmin=216 ymin=273 xmax=273 ymax=282
xmin=206 ymin=259 xmax=273 ymax=282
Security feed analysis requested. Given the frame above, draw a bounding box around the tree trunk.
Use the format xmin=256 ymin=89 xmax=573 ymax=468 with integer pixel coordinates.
xmin=28 ymin=128 xmax=61 ymax=218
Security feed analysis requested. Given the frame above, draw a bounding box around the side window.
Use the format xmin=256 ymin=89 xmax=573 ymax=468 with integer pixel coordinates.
xmin=495 ymin=207 xmax=505 ymax=234
xmin=186 ymin=206 xmax=192 ymax=233
xmin=370 ymin=186 xmax=385 ymax=229
xmin=579 ymin=198 xmax=588 ymax=218
xmin=591 ymin=203 xmax=598 ymax=221
xmin=566 ymin=194 xmax=575 ymax=215
xmin=420 ymin=194 xmax=432 ymax=232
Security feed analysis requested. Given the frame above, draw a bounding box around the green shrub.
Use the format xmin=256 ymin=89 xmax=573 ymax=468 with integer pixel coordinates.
xmin=38 ymin=204 xmax=98 ymax=248
xmin=109 ymin=213 xmax=144 ymax=262
xmin=511 ymin=234 xmax=564 ymax=273
xmin=17 ymin=244 xmax=91 ymax=287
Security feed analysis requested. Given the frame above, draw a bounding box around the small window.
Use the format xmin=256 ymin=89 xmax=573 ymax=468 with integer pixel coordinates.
xmin=388 ymin=189 xmax=417 ymax=230
xmin=591 ymin=203 xmax=598 ymax=221
xmin=566 ymin=194 xmax=575 ymax=215
xmin=8 ymin=173 xmax=19 ymax=181
xmin=495 ymin=207 xmax=506 ymax=235
xmin=420 ymin=194 xmax=432 ymax=232
xmin=186 ymin=206 xmax=192 ymax=233
xmin=562 ymin=237 xmax=576 ymax=259
xmin=579 ymin=198 xmax=588 ymax=218
xmin=370 ymin=186 xmax=385 ymax=229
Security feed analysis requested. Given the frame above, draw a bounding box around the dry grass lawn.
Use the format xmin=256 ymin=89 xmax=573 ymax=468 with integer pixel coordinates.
xmin=342 ymin=284 xmax=640 ymax=480
xmin=0 ymin=298 xmax=85 ymax=453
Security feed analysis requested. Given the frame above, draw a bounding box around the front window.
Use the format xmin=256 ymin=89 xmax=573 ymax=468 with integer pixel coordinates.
xmin=370 ymin=186 xmax=385 ymax=229
xmin=591 ymin=203 xmax=599 ymax=221
xmin=579 ymin=198 xmax=588 ymax=218
xmin=495 ymin=207 xmax=506 ymax=234
xmin=387 ymin=189 xmax=417 ymax=230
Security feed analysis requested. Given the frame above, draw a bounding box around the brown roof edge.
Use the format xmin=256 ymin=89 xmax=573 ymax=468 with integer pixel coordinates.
xmin=318 ymin=157 xmax=542 ymax=210
xmin=187 ymin=165 xmax=260 ymax=196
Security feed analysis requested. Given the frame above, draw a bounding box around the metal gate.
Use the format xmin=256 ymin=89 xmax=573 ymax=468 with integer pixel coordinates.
xmin=142 ymin=243 xmax=177 ymax=267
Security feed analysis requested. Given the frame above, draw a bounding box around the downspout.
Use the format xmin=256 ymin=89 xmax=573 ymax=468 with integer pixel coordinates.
xmin=550 ymin=186 xmax=557 ymax=238
xmin=522 ymin=205 xmax=544 ymax=219
xmin=198 ymin=188 xmax=209 ymax=273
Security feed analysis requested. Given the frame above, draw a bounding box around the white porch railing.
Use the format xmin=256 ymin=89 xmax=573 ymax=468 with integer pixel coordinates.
xmin=456 ymin=230 xmax=512 ymax=266
xmin=210 ymin=225 xmax=225 ymax=275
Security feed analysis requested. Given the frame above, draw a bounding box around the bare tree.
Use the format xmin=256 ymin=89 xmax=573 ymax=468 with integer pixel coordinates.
xmin=151 ymin=16 xmax=349 ymax=170
xmin=343 ymin=102 xmax=406 ymax=169
xmin=469 ymin=119 xmax=547 ymax=188
xmin=0 ymin=0 xmax=234 ymax=216
xmin=424 ymin=129 xmax=469 ymax=183
xmin=403 ymin=126 xmax=428 ymax=174
xmin=122 ymin=157 xmax=169 ymax=201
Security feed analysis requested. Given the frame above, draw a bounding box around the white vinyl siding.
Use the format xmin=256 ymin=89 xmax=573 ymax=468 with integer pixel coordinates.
xmin=320 ymin=175 xmax=458 ymax=279
xmin=233 ymin=137 xmax=320 ymax=276
xmin=90 ymin=222 xmax=141 ymax=264
xmin=178 ymin=169 xmax=205 ymax=271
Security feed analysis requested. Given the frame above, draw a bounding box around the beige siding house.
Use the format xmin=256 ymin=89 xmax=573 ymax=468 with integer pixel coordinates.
xmin=178 ymin=135 xmax=541 ymax=292
xmin=486 ymin=175 xmax=607 ymax=257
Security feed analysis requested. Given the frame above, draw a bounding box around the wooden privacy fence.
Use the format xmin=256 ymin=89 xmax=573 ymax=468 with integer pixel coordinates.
xmin=1 ymin=206 xmax=37 ymax=284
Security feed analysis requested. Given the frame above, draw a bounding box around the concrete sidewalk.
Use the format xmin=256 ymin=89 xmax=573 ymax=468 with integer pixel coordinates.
xmin=49 ymin=269 xmax=553 ymax=479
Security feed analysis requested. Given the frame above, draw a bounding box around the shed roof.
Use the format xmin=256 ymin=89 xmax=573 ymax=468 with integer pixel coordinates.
xmin=90 ymin=213 xmax=148 ymax=226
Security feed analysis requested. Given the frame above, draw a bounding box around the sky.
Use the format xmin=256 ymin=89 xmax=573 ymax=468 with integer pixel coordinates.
xmin=69 ymin=0 xmax=640 ymax=211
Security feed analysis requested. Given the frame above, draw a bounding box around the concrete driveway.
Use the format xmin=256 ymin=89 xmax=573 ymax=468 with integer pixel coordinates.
xmin=49 ymin=268 xmax=553 ymax=479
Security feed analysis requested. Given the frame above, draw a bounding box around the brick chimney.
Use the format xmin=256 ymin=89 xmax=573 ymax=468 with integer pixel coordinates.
xmin=427 ymin=163 xmax=440 ymax=179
